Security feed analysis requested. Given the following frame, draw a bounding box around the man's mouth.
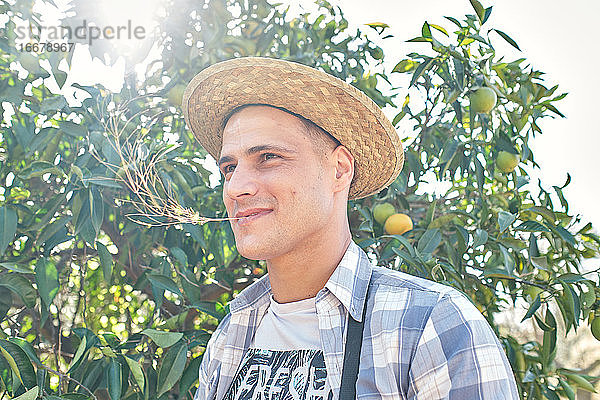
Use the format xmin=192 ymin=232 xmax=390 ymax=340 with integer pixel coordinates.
xmin=235 ymin=210 xmax=272 ymax=226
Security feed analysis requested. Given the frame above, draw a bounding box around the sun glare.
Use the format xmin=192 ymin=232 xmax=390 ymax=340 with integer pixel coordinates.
xmin=80 ymin=0 xmax=163 ymax=63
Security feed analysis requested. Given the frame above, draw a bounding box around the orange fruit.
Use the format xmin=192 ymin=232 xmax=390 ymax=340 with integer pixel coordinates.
xmin=470 ymin=87 xmax=497 ymax=113
xmin=384 ymin=213 xmax=413 ymax=235
xmin=591 ymin=316 xmax=600 ymax=341
xmin=496 ymin=151 xmax=520 ymax=173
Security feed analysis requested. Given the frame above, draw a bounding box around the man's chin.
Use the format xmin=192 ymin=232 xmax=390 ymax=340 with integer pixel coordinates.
xmin=236 ymin=247 xmax=267 ymax=261
xmin=234 ymin=238 xmax=279 ymax=261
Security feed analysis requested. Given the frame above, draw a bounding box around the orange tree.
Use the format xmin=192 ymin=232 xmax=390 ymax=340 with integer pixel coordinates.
xmin=0 ymin=0 xmax=598 ymax=399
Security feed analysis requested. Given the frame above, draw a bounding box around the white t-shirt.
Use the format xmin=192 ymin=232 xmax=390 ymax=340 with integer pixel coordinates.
xmin=224 ymin=295 xmax=333 ymax=400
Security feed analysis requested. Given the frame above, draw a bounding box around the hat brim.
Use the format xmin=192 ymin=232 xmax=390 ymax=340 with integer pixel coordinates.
xmin=182 ymin=57 xmax=404 ymax=200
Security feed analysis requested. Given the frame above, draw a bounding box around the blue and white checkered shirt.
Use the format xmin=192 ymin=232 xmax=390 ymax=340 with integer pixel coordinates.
xmin=193 ymin=240 xmax=519 ymax=399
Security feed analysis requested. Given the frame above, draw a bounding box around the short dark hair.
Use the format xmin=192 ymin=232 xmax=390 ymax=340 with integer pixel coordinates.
xmin=222 ymin=103 xmax=341 ymax=160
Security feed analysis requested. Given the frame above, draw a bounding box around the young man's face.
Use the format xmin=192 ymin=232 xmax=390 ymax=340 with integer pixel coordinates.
xmin=218 ymin=105 xmax=338 ymax=260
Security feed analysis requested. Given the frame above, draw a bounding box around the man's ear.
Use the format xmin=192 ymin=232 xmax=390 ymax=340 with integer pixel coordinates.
xmin=332 ymin=145 xmax=354 ymax=192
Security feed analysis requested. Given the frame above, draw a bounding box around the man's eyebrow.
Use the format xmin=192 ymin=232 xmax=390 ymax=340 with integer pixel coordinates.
xmin=218 ymin=144 xmax=298 ymax=168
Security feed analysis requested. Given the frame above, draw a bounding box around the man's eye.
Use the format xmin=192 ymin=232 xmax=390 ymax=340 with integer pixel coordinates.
xmin=262 ymin=153 xmax=279 ymax=161
xmin=222 ymin=154 xmax=279 ymax=175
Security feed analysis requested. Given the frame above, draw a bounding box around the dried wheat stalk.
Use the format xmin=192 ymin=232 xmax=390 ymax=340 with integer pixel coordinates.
xmin=88 ymin=93 xmax=240 ymax=227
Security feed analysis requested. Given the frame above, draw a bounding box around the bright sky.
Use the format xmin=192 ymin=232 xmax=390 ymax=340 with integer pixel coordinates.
xmin=36 ymin=0 xmax=600 ymax=247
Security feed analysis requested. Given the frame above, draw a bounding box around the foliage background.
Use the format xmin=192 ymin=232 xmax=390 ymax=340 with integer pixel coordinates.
xmin=0 ymin=0 xmax=599 ymax=399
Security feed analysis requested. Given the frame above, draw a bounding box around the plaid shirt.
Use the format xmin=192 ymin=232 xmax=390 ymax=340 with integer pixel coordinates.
xmin=193 ymin=240 xmax=519 ymax=399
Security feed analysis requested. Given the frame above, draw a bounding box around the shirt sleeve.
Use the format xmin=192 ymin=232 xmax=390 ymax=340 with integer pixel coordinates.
xmin=193 ymin=313 xmax=232 ymax=400
xmin=407 ymin=291 xmax=520 ymax=400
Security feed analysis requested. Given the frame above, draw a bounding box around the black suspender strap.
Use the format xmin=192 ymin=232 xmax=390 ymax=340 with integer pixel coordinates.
xmin=339 ymin=284 xmax=369 ymax=400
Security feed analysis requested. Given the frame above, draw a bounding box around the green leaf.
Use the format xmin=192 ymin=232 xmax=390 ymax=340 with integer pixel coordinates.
xmin=558 ymin=282 xmax=579 ymax=331
xmin=392 ymin=59 xmax=417 ymax=73
xmin=429 ymin=23 xmax=449 ymax=37
xmin=82 ymin=177 xmax=124 ymax=189
xmin=102 ymin=333 xmax=121 ymax=349
xmin=0 ymin=339 xmax=37 ymax=388
xmin=417 ymin=229 xmax=441 ymax=254
xmin=13 ymin=385 xmax=39 ymax=400
xmin=545 ymin=103 xmax=565 ymax=117
xmin=473 ymin=229 xmax=488 ymax=248
xmin=382 ymin=234 xmax=417 ymax=257
xmin=482 ymin=6 xmax=493 ymax=24
xmin=159 ymin=311 xmax=189 ymax=330
xmin=74 ymin=359 xmax=103 ymax=395
xmin=530 ymin=256 xmax=548 ymax=271
xmin=424 ymin=201 xmax=436 ymax=227
xmin=90 ymin=187 xmax=104 ymax=236
xmin=107 ymin=358 xmax=122 ymax=400
xmin=521 ymin=293 xmax=541 ymax=322
xmin=0 ymin=263 xmax=34 ymax=274
xmin=35 ymin=258 xmax=59 ymax=310
xmin=141 ymin=329 xmax=183 ymax=348
xmin=498 ymin=237 xmax=526 ymax=251
xmin=124 ymin=355 xmax=145 ymax=391
xmin=37 ymin=216 xmax=72 ymax=246
xmin=0 ymin=286 xmax=10 ymax=320
xmin=543 ymin=389 xmax=560 ymax=400
xmin=179 ymin=355 xmax=203 ymax=395
xmin=0 ymin=206 xmax=17 ymax=256
xmin=468 ymin=0 xmax=485 ymax=23
xmin=7 ymin=337 xmax=43 ymax=367
xmin=542 ymin=310 xmax=557 ymax=365
xmin=557 ymin=273 xmax=587 ymax=284
xmin=170 ymin=247 xmax=188 ymax=267
xmin=553 ymin=224 xmax=576 ymax=246
xmin=40 ymin=96 xmax=67 ymax=113
xmin=19 ymin=161 xmax=64 ymax=180
xmin=67 ymin=336 xmax=87 ymax=373
xmin=498 ymin=211 xmax=516 ymax=233
xmin=0 ymin=274 xmax=37 ymax=308
xmin=533 ymin=313 xmax=554 ymax=331
xmin=189 ymin=301 xmax=228 ymax=320
xmin=96 ymin=242 xmax=113 ymax=283
xmin=409 ymin=58 xmax=435 ymax=87
xmin=439 ymin=138 xmax=459 ymax=164
xmin=483 ymin=267 xmax=514 ymax=279
xmin=157 ymin=342 xmax=187 ymax=397
xmin=365 ymin=22 xmax=389 ymax=29
xmin=499 ymin=245 xmax=515 ymax=275
xmin=60 ymin=121 xmax=86 ymax=138
xmin=524 ymin=206 xmax=556 ymax=222
xmin=515 ymin=221 xmax=550 ymax=232
xmin=182 ymin=223 xmax=206 ymax=247
xmin=421 ymin=22 xmax=432 ymax=38
xmin=147 ymin=274 xmax=182 ymax=297
xmin=562 ymin=372 xmax=597 ymax=393
xmin=492 ymin=29 xmax=521 ymax=51
xmin=444 ymin=16 xmax=463 ymax=28
xmin=559 ymin=378 xmax=576 ymax=400
xmin=406 ymin=36 xmax=432 ymax=43
xmin=72 ymin=327 xmax=100 ymax=349
xmin=528 ymin=233 xmax=540 ymax=259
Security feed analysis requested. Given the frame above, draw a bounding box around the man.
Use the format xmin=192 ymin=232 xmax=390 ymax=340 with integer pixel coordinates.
xmin=182 ymin=57 xmax=519 ymax=400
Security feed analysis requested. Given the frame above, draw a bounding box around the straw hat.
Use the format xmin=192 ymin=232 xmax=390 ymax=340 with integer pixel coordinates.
xmin=182 ymin=57 xmax=404 ymax=200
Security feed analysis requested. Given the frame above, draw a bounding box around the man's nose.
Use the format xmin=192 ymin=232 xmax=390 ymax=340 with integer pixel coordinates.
xmin=223 ymin=162 xmax=259 ymax=200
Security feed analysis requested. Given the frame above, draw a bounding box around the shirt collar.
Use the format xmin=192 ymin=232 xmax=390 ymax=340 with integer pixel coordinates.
xmin=323 ymin=239 xmax=372 ymax=322
xmin=228 ymin=240 xmax=373 ymax=321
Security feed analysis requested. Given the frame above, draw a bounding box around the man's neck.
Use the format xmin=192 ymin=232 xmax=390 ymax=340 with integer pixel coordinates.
xmin=266 ymin=231 xmax=352 ymax=304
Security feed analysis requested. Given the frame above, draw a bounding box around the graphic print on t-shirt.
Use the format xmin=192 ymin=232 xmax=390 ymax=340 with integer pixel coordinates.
xmin=224 ymin=348 xmax=333 ymax=400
